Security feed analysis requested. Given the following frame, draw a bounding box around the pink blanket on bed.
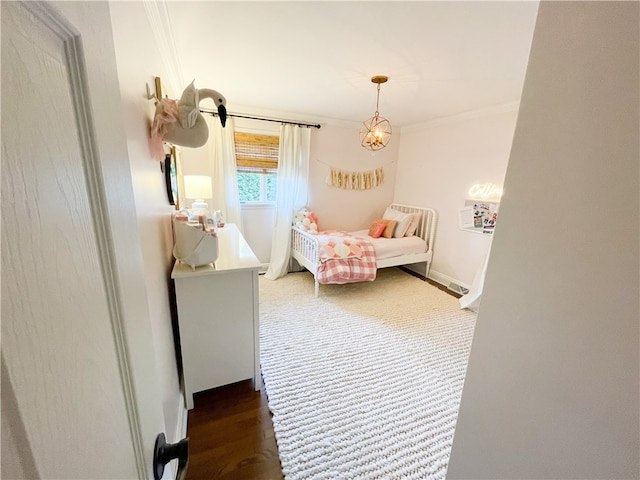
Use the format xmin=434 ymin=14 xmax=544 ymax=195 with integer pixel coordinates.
xmin=316 ymin=231 xmax=377 ymax=284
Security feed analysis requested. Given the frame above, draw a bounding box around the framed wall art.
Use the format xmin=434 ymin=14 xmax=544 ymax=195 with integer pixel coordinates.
xmin=164 ymin=145 xmax=184 ymax=209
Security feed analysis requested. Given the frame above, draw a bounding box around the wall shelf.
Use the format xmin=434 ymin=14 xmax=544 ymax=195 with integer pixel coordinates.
xmin=460 ymin=226 xmax=494 ymax=235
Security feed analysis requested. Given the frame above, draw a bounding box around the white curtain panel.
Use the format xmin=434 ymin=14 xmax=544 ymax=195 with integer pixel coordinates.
xmin=208 ymin=116 xmax=244 ymax=233
xmin=264 ymin=124 xmax=311 ymax=280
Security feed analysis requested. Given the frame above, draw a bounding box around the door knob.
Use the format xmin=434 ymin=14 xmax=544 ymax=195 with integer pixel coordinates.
xmin=153 ymin=432 xmax=189 ymax=480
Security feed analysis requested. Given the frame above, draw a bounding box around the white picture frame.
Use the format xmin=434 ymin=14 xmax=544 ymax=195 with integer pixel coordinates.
xmin=458 ymin=206 xmax=475 ymax=229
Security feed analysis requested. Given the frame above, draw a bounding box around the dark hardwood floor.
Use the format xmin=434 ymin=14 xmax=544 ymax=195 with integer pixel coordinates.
xmin=185 ymin=271 xmax=459 ymax=480
xmin=186 ymin=379 xmax=283 ymax=480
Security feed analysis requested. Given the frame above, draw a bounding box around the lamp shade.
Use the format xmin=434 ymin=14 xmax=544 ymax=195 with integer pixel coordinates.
xmin=183 ymin=175 xmax=212 ymax=200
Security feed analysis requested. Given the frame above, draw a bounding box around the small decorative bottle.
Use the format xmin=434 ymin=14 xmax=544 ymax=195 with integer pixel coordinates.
xmin=214 ymin=210 xmax=224 ymax=228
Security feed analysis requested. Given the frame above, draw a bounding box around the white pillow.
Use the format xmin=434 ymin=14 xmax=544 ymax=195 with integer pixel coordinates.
xmin=383 ymin=207 xmax=414 ymax=238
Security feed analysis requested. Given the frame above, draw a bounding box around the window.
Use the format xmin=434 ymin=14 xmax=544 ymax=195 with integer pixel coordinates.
xmin=235 ymin=132 xmax=279 ymax=203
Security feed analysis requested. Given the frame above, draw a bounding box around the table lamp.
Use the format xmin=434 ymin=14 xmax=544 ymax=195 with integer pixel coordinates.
xmin=183 ymin=175 xmax=213 ymax=211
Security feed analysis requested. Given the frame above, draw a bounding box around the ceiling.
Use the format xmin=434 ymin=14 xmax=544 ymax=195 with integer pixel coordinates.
xmin=162 ymin=1 xmax=539 ymax=128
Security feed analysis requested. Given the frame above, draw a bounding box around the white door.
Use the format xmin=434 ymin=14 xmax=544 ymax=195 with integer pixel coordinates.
xmin=1 ymin=2 xmax=170 ymax=479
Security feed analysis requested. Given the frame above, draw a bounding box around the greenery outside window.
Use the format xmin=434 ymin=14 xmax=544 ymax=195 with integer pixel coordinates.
xmin=235 ymin=132 xmax=279 ymax=203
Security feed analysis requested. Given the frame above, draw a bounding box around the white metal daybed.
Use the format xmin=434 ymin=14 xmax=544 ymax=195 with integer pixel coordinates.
xmin=290 ymin=203 xmax=437 ymax=296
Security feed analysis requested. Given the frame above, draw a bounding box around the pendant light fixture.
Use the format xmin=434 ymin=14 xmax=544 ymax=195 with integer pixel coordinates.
xmin=359 ymin=75 xmax=392 ymax=151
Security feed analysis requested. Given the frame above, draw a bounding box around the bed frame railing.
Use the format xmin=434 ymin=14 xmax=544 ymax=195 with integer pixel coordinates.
xmin=291 ymin=225 xmax=320 ymax=265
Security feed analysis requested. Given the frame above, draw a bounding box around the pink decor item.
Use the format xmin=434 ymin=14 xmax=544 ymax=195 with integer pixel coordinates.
xmin=150 ymin=98 xmax=179 ymax=161
xmin=316 ymin=232 xmax=377 ymax=284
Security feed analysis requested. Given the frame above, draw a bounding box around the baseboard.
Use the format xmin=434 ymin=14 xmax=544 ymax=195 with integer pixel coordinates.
xmin=427 ymin=269 xmax=470 ymax=293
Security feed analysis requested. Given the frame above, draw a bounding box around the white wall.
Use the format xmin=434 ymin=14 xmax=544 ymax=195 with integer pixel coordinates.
xmin=308 ymin=123 xmax=398 ymax=232
xmin=447 ymin=2 xmax=639 ymax=478
xmin=394 ymin=106 xmax=518 ymax=287
xmin=109 ymin=3 xmax=182 ymax=445
xmin=241 ymin=204 xmax=275 ymax=265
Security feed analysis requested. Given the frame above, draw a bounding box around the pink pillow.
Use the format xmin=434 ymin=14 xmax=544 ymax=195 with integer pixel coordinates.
xmin=381 ymin=219 xmax=397 ymax=238
xmin=368 ymin=220 xmax=386 ymax=238
xmin=383 ymin=207 xmax=414 ymax=238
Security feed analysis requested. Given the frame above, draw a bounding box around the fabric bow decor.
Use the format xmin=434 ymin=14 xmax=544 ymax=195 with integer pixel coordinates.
xmin=150 ymin=80 xmax=227 ymax=160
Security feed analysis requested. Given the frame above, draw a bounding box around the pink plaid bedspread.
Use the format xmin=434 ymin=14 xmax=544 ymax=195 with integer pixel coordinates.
xmin=316 ymin=231 xmax=377 ymax=285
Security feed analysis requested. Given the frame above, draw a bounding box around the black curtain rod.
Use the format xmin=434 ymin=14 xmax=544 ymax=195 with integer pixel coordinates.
xmin=200 ymin=108 xmax=321 ymax=129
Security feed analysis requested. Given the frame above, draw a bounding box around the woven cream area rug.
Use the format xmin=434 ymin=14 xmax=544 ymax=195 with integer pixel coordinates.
xmin=259 ymin=268 xmax=477 ymax=480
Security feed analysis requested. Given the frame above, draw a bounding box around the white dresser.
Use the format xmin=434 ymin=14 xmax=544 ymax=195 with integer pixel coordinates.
xmin=171 ymin=224 xmax=261 ymax=409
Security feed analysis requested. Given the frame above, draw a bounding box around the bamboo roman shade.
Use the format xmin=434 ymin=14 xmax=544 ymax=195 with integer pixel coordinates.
xmin=234 ymin=132 xmax=279 ymax=174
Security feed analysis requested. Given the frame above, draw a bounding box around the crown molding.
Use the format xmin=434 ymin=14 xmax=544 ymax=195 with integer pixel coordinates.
xmin=143 ymin=0 xmax=184 ymax=96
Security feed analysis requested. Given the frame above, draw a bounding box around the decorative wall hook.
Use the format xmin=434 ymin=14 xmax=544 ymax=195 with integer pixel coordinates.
xmin=146 ymin=83 xmax=158 ymax=104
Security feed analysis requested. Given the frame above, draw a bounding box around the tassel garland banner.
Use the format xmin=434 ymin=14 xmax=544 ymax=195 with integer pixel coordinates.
xmin=328 ymin=167 xmax=384 ymax=190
